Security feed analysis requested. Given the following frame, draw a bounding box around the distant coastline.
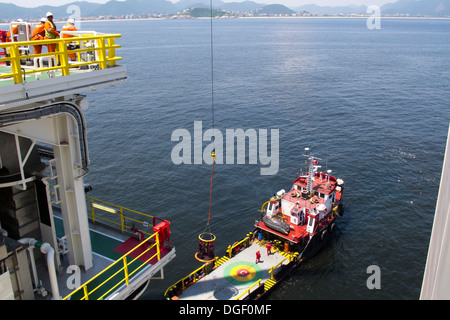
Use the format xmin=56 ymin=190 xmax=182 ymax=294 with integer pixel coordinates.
xmin=1 ymin=14 xmax=449 ymax=27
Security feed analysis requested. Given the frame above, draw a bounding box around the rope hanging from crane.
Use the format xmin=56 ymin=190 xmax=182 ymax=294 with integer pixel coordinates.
xmin=195 ymin=0 xmax=217 ymax=263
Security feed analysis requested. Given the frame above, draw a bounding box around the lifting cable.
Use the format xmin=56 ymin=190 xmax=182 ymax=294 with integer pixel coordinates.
xmin=204 ymin=0 xmax=216 ymax=233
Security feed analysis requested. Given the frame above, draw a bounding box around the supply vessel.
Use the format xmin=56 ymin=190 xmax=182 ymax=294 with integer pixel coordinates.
xmin=164 ymin=149 xmax=344 ymax=300
xmin=0 ymin=21 xmax=175 ymax=300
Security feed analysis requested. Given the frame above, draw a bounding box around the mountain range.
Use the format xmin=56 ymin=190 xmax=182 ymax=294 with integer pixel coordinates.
xmin=0 ymin=0 xmax=449 ymax=21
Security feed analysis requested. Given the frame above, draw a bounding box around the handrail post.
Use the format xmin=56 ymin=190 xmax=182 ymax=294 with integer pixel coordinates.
xmin=9 ymin=44 xmax=22 ymax=84
xmin=123 ymin=256 xmax=130 ymax=286
xmin=156 ymin=232 xmax=161 ymax=261
xmin=120 ymin=207 xmax=124 ymax=232
xmin=90 ymin=198 xmax=96 ymax=223
xmin=58 ymin=39 xmax=70 ymax=76
xmin=83 ymin=285 xmax=89 ymax=300
xmin=96 ymin=37 xmax=108 ymax=69
xmin=107 ymin=37 xmax=116 ymax=66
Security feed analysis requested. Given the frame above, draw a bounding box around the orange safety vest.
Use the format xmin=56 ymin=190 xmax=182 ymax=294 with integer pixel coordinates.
xmin=31 ymin=22 xmax=45 ymax=41
xmin=61 ymin=24 xmax=77 ymax=38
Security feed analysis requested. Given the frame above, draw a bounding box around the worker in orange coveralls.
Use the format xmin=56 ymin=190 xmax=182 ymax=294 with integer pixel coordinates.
xmin=4 ymin=19 xmax=20 ymax=66
xmin=255 ymin=249 xmax=261 ymax=263
xmin=31 ymin=18 xmax=46 ymax=54
xmin=44 ymin=12 xmax=59 ymax=53
xmin=5 ymin=19 xmax=20 ymax=42
xmin=62 ymin=18 xmax=78 ymax=61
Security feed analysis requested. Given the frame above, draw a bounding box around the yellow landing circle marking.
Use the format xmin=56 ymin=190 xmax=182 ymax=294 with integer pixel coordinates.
xmin=223 ymin=261 xmax=263 ymax=285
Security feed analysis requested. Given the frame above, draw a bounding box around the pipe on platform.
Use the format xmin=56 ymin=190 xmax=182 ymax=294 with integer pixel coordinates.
xmin=19 ymin=238 xmax=60 ymax=300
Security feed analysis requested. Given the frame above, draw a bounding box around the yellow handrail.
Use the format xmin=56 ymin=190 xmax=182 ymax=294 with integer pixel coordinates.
xmin=0 ymin=34 xmax=122 ymax=84
xmin=234 ymin=279 xmax=262 ymax=300
xmin=260 ymin=197 xmax=281 ymax=213
xmin=63 ymin=232 xmax=160 ymax=300
xmin=164 ymin=258 xmax=217 ymax=299
xmin=268 ymin=256 xmax=289 ymax=280
xmin=226 ymin=232 xmax=253 ymax=258
xmin=87 ymin=196 xmax=158 ymax=237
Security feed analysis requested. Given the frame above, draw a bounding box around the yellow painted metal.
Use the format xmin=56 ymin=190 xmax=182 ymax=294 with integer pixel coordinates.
xmin=0 ymin=34 xmax=122 ymax=84
xmin=268 ymin=256 xmax=289 ymax=280
xmin=62 ymin=230 xmax=162 ymax=300
xmin=226 ymin=232 xmax=253 ymax=258
xmin=164 ymin=258 xmax=217 ymax=298
xmin=86 ymin=196 xmax=155 ymax=237
xmin=234 ymin=279 xmax=262 ymax=300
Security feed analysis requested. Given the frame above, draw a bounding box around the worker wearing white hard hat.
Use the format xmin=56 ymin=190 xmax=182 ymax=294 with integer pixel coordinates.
xmin=44 ymin=12 xmax=59 ymax=52
xmin=62 ymin=18 xmax=78 ymax=61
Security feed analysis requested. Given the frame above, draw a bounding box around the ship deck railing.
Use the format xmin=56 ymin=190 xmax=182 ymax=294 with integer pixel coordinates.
xmin=86 ymin=196 xmax=167 ymax=238
xmin=53 ymin=196 xmax=173 ymax=300
xmin=0 ymin=32 xmax=122 ymax=85
xmin=164 ymin=232 xmax=255 ymax=299
xmin=62 ymin=230 xmax=162 ymax=300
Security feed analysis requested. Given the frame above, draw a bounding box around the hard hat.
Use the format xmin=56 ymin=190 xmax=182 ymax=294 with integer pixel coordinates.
xmin=46 ymin=12 xmax=53 ymax=17
xmin=40 ymin=17 xmax=46 ymax=22
xmin=67 ymin=18 xmax=75 ymax=24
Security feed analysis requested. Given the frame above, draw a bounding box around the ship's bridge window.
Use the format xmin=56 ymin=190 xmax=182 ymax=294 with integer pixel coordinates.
xmin=319 ymin=193 xmax=325 ymax=199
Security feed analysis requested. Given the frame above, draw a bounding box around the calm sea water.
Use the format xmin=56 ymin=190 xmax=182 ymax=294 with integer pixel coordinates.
xmin=78 ymin=17 xmax=450 ymax=300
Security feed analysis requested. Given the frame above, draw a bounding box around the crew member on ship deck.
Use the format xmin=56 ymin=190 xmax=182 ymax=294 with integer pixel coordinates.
xmin=4 ymin=19 xmax=20 ymax=66
xmin=44 ymin=12 xmax=59 ymax=53
xmin=31 ymin=18 xmax=46 ymax=55
xmin=62 ymin=18 xmax=78 ymax=61
xmin=5 ymin=19 xmax=20 ymax=42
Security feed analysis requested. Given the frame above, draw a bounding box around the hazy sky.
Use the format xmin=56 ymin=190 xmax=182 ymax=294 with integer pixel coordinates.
xmin=2 ymin=0 xmax=396 ymax=8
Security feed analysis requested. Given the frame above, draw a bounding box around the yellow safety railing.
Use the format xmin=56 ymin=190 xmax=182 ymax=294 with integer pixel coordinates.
xmin=234 ymin=279 xmax=262 ymax=300
xmin=164 ymin=258 xmax=217 ymax=299
xmin=0 ymin=33 xmax=122 ymax=84
xmin=87 ymin=196 xmax=161 ymax=237
xmin=260 ymin=197 xmax=281 ymax=213
xmin=63 ymin=232 xmax=161 ymax=300
xmin=268 ymin=256 xmax=289 ymax=280
xmin=226 ymin=232 xmax=254 ymax=258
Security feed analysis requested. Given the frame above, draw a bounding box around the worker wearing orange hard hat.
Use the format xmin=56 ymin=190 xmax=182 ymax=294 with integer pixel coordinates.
xmin=44 ymin=12 xmax=59 ymax=53
xmin=31 ymin=18 xmax=46 ymax=54
xmin=62 ymin=18 xmax=77 ymax=61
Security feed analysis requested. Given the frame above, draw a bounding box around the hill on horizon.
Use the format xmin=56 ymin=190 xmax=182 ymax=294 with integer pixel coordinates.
xmin=0 ymin=0 xmax=449 ymax=21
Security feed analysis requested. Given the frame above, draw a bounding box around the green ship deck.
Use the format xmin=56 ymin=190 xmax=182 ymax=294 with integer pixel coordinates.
xmin=0 ymin=63 xmax=89 ymax=88
xmin=37 ymin=209 xmax=175 ymax=300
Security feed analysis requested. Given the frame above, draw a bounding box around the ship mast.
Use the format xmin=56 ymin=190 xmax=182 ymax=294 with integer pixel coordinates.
xmin=303 ymin=148 xmax=321 ymax=197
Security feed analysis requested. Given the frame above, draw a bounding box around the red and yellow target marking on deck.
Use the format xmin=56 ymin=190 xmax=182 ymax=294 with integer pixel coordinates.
xmin=223 ymin=261 xmax=263 ymax=285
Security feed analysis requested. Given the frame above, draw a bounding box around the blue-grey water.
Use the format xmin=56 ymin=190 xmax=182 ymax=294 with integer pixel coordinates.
xmin=77 ymin=17 xmax=450 ymax=300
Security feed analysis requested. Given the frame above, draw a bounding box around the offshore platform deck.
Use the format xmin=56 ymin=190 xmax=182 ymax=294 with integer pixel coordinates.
xmin=0 ymin=27 xmax=175 ymax=300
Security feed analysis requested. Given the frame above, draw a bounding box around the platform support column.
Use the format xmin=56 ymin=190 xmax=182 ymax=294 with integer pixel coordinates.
xmin=53 ymin=114 xmax=93 ymax=271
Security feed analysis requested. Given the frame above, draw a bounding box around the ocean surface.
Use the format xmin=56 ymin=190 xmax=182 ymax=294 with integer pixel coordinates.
xmin=76 ymin=17 xmax=450 ymax=300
